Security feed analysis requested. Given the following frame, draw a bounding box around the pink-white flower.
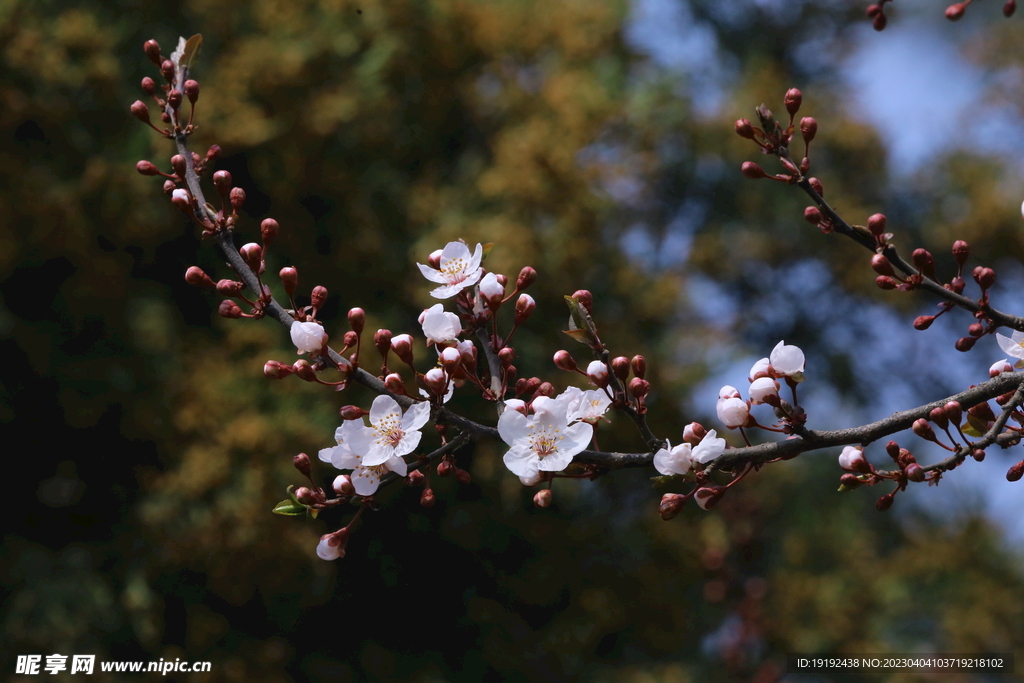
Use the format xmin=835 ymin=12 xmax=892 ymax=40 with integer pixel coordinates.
xmin=838 ymin=445 xmax=866 ymax=471
xmin=770 ymin=340 xmax=805 ymax=378
xmin=586 ymin=360 xmax=609 ymax=387
xmin=749 ymin=377 xmax=780 ymax=405
xmin=290 ymin=321 xmax=326 ymax=354
xmin=717 ymin=395 xmax=750 ymax=429
xmin=319 ymin=420 xmax=409 ymax=496
xmin=417 ymin=241 xmax=484 ymax=299
xmin=749 ymin=357 xmax=771 ymax=380
xmin=498 ymin=398 xmax=591 ymax=478
xmin=653 ymin=440 xmax=693 ymax=476
xmin=348 ymin=395 xmax=430 ymax=467
xmin=990 ymin=358 xmax=1014 ymax=377
xmin=996 ymin=330 xmax=1024 ymax=368
xmin=690 ymin=429 xmax=726 ymax=464
xmin=561 ymin=386 xmax=611 ymax=424
xmin=478 ymin=271 xmax=505 ymax=305
xmin=317 ymin=534 xmax=343 ymax=561
xmin=421 ymin=304 xmax=462 ymax=345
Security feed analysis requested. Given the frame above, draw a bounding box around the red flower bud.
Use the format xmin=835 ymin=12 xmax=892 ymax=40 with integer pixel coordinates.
xmin=867 ymin=213 xmax=887 ymax=236
xmin=213 ymin=170 xmax=232 ymax=193
xmin=905 ymin=463 xmax=925 ymax=482
xmin=866 ymin=4 xmax=882 ymax=17
xmin=239 ymin=243 xmax=263 ymax=272
xmin=972 ymin=266 xmax=996 ymax=290
xmin=167 ymin=89 xmax=183 ymax=110
xmin=631 ymin=355 xmax=647 ymax=380
xmin=183 ymin=79 xmax=199 ymax=104
xmin=1005 ymin=0 xmax=1017 ymax=16
xmin=944 ymin=401 xmax=962 ymax=426
xmin=348 ymin=308 xmax=365 ymax=335
xmin=911 ymin=248 xmax=936 ymax=279
xmin=215 ymin=279 xmax=244 ymax=297
xmin=514 ymin=294 xmax=536 ymax=324
xmin=144 ymin=39 xmax=162 ymax=64
xmin=1007 ymin=461 xmax=1024 ymax=482
xmin=263 ymin=360 xmax=294 ymax=379
xmin=628 ymin=377 xmax=650 ymax=399
xmin=130 ymin=100 xmax=151 ymax=124
xmin=535 ymin=382 xmax=556 ymax=398
xmin=971 ymin=448 xmax=985 ymax=462
xmin=945 ymin=3 xmax=965 ymax=20
xmin=218 ymin=300 xmax=243 ymax=319
xmin=339 ymin=405 xmax=369 ymax=420
xmin=952 ymin=240 xmax=969 ymax=265
xmin=553 ymin=350 xmax=577 ymax=372
xmin=311 ymin=286 xmax=328 ymax=310
xmin=741 ymin=161 xmax=767 ymax=179
xmin=875 ymin=493 xmax=894 ymax=511
xmin=734 ymin=118 xmax=755 ymax=139
xmin=885 ymin=441 xmax=901 ymax=461
xmin=293 ymin=452 xmax=312 ymax=477
xmin=292 ymin=360 xmax=317 ymax=382
xmin=913 ymin=315 xmax=935 ymax=331
xmin=420 ymin=489 xmax=435 ymax=508
xmin=840 ymin=473 xmax=862 ymax=489
xmin=279 ymin=267 xmax=298 ymax=298
xmin=160 ymin=59 xmax=175 ymax=83
xmin=659 ymin=493 xmax=686 ymax=520
xmin=136 ymin=160 xmax=160 ymax=176
xmin=784 ymin=88 xmax=802 ymax=117
xmin=955 ymin=336 xmax=978 ymax=352
xmin=437 ymin=459 xmax=454 ymax=477
xmin=875 ymin=276 xmax=897 ymax=290
xmin=169 ymin=154 xmax=186 ymax=178
xmin=804 ymin=206 xmax=822 ymax=224
xmin=533 ymin=489 xmax=553 ymax=508
xmin=611 ymin=356 xmax=630 ymax=382
xmin=808 ymin=177 xmax=824 ymax=196
xmin=516 ymin=266 xmax=537 ymax=290
xmin=206 ymin=145 xmax=221 ymax=161
xmin=871 ymin=254 xmax=895 ymax=277
xmin=799 ymin=117 xmax=817 ymax=143
xmin=572 ymin=290 xmax=593 ymax=314
xmin=228 ymin=187 xmax=245 ymax=210
xmin=185 ymin=266 xmax=216 ymax=289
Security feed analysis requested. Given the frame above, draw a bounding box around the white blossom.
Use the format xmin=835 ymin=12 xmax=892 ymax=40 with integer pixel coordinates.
xmin=348 ymin=395 xmax=430 ymax=467
xmin=290 ymin=321 xmax=326 ymax=354
xmin=770 ymin=340 xmax=805 ymax=378
xmin=478 ymin=271 xmax=505 ymax=301
xmin=417 ymin=241 xmax=484 ymax=299
xmin=421 ymin=304 xmax=462 ymax=344
xmin=319 ymin=419 xmax=409 ymax=497
xmin=561 ymin=386 xmax=611 ymax=424
xmin=990 ymin=358 xmax=1014 ymax=376
xmin=498 ymin=398 xmax=591 ymax=478
xmin=749 ymin=377 xmax=780 ymax=405
xmin=838 ymin=445 xmax=866 ymax=471
xmin=996 ymin=331 xmax=1024 ymax=368
xmin=317 ymin=535 xmax=343 ymax=561
xmin=653 ymin=440 xmax=693 ymax=476
xmin=717 ymin=396 xmax=750 ymax=429
xmin=690 ymin=429 xmax=727 ymax=464
xmin=749 ymin=357 xmax=771 ymax=380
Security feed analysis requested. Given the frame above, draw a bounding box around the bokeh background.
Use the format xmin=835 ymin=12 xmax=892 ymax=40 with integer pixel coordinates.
xmin=4 ymin=0 xmax=1024 ymax=681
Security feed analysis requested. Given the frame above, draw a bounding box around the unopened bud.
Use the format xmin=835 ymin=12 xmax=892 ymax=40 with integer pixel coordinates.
xmin=611 ymin=356 xmax=630 ymax=382
xmin=784 ymin=88 xmax=802 ymax=117
xmin=913 ymin=315 xmax=935 ymax=331
xmin=535 ymin=382 xmax=556 ymax=398
xmin=885 ymin=441 xmax=901 ymax=461
xmin=873 ymin=12 xmax=887 ymax=30
xmin=905 ymin=462 xmax=925 ymax=482
xmin=144 ymin=39 xmax=162 ymax=64
xmin=683 ymin=422 xmax=707 ymax=445
xmin=310 ymin=286 xmax=328 ymax=310
xmin=218 ymin=300 xmax=243 ymax=318
xmin=437 ymin=459 xmax=454 ymax=477
xmin=343 ymin=308 xmax=365 ymax=336
xmin=279 ymin=267 xmax=298 ymax=298
xmin=406 ymin=470 xmax=425 ymax=487
xmin=206 ymin=145 xmax=221 ymax=161
xmin=215 ymin=279 xmax=244 ymax=297
xmin=659 ymin=493 xmax=686 ymax=520
xmin=514 ymin=294 xmax=535 ymax=324
xmin=333 ymin=474 xmax=355 ymax=495
xmin=871 ymin=254 xmax=894 ymax=277
xmin=808 ymin=177 xmax=824 ymax=197
xmin=955 ymin=336 xmax=978 ymax=352
xmin=572 ymin=290 xmax=593 ymax=314
xmin=1007 ymin=461 xmax=1024 ymax=481
xmin=390 ymin=334 xmax=413 ymax=366
xmin=420 ymin=488 xmax=435 ymax=508
xmin=867 ymin=214 xmax=887 ymax=237
xmin=973 ymin=266 xmax=996 ymax=290
xmin=741 ymin=161 xmax=767 ymax=179
xmin=990 ymin=360 xmax=1012 ymax=377
xmin=185 ymin=266 xmax=216 ymax=289
xmin=383 ymin=373 xmax=406 ymax=395
xmin=912 ymin=418 xmax=937 ymax=442
xmin=944 ymin=401 xmax=962 ymax=425
xmin=628 ymin=377 xmax=650 ymax=399
xmin=911 ymin=248 xmax=936 ymax=280
xmin=1005 ymin=0 xmax=1017 ymax=16
xmin=971 ymin=448 xmax=985 ymax=462
xmin=839 ymin=473 xmax=862 ymax=489
xmin=263 ymin=360 xmax=294 ymax=379
xmin=734 ymin=118 xmax=755 ymax=139
xmin=928 ymin=406 xmax=948 ymax=430
xmin=239 ymin=243 xmax=263 ymax=271
xmin=587 ymin=360 xmax=609 ymax=388
xmin=951 ymin=240 xmax=969 ymax=265
xmin=800 ymin=117 xmax=817 ymax=143
xmin=630 ymin=355 xmax=647 ymax=379
xmin=293 ymin=453 xmax=312 ymax=477
xmin=876 ymin=276 xmax=897 ymax=290
xmin=945 ymin=3 xmax=965 ymax=20
xmin=694 ymin=486 xmax=723 ymax=511
xmin=294 ymin=487 xmax=315 ymax=505
xmin=553 ymin=350 xmax=577 ymax=372
xmin=228 ymin=187 xmax=245 ymax=210
xmin=160 ymin=59 xmax=175 ymax=82
xmin=498 ymin=347 xmax=515 ymax=368
xmin=875 ymin=493 xmax=894 ymax=511
xmin=424 ymin=367 xmax=448 ymax=396
xmin=339 ymin=405 xmax=369 ymax=420
xmin=183 ymin=79 xmax=199 ymax=104
xmin=804 ymin=206 xmax=822 ymax=224
xmin=213 ymin=170 xmax=232 ymax=193
xmin=292 ymin=359 xmax=317 ymax=382
xmin=968 ymin=322 xmax=984 ymax=337
xmin=533 ymin=489 xmax=552 ymax=508
xmin=136 ymin=160 xmax=160 ymax=176
xmin=130 ymin=100 xmax=151 ymax=124
xmin=516 ymin=266 xmax=537 ymax=290
xmin=167 ymin=89 xmax=183 ymax=110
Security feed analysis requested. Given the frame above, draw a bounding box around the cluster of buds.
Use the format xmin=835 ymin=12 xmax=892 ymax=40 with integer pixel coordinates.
xmin=735 ymin=89 xmax=816 ymax=185
xmin=867 ymin=0 xmax=1015 ymax=30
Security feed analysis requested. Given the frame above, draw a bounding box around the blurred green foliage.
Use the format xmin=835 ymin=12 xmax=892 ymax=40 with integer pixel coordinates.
xmin=3 ymin=0 xmax=1024 ymax=681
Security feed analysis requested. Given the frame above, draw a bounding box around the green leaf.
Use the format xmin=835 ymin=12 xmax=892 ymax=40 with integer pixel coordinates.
xmin=962 ymin=417 xmax=985 ymax=438
xmin=180 ymin=34 xmax=203 ymax=69
xmin=272 ymin=499 xmax=306 ymax=516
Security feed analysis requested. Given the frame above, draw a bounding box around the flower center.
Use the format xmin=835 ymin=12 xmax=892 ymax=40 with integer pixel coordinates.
xmin=529 ymin=426 xmax=562 ymax=459
xmin=441 ymin=258 xmax=467 ymax=281
xmin=375 ymin=413 xmax=404 ymax=448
